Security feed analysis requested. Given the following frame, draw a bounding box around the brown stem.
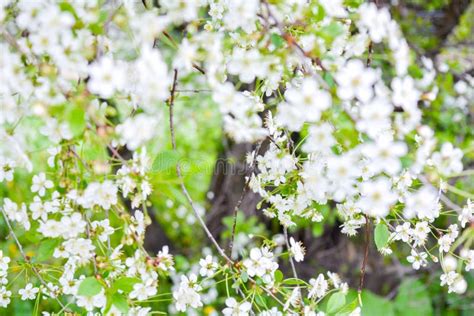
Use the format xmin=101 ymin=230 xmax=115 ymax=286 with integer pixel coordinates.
xmin=358 ymin=215 xmax=371 ymax=300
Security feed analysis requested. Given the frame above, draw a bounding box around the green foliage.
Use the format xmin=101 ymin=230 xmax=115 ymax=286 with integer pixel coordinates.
xmin=327 ymin=291 xmax=346 ymax=314
xmin=78 ymin=277 xmax=103 ymax=296
xmin=395 ymin=278 xmax=433 ymax=316
xmin=152 ymin=150 xmax=181 ymax=173
xmin=374 ymin=222 xmax=390 ymax=251
xmin=35 ymin=239 xmax=61 ymax=262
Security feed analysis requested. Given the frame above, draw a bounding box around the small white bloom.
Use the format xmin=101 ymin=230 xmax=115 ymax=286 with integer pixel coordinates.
xmin=19 ymin=283 xmax=39 ymax=300
xmin=407 ymin=249 xmax=427 ymax=270
xmin=223 ymin=297 xmax=252 ymax=316
xmin=199 ymin=255 xmax=218 ymax=278
xmin=289 ymin=237 xmax=305 ymax=262
xmin=31 ymin=173 xmax=53 ymax=197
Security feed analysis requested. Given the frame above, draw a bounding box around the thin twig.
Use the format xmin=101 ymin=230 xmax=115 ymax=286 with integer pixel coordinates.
xmin=1 ymin=209 xmax=66 ymax=309
xmin=228 ymin=141 xmax=262 ymax=256
xmin=283 ymin=227 xmax=299 ymax=280
xmin=167 ymin=69 xmax=232 ymax=264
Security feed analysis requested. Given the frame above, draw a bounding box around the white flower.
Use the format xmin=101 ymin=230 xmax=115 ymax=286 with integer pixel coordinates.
xmin=431 ymin=142 xmax=463 ymax=176
xmin=259 ymin=307 xmax=282 ymax=316
xmin=29 ymin=196 xmax=48 ymax=221
xmin=199 ymin=255 xmax=218 ymax=278
xmin=76 ymin=291 xmax=106 ymax=311
xmin=357 ymin=3 xmax=391 ymax=43
xmin=451 ymin=277 xmax=467 ymax=294
xmin=0 ymin=158 xmax=15 ymax=182
xmin=0 ymin=251 xmax=10 ymax=271
xmin=19 ymin=283 xmax=39 ymax=300
xmin=223 ymin=297 xmax=252 ymax=316
xmin=79 ymin=181 xmax=118 ymax=210
xmin=223 ymin=0 xmax=258 ymax=33
xmin=289 ymin=237 xmax=305 ymax=262
xmin=403 ymin=186 xmax=440 ymax=221
xmin=335 ymin=59 xmax=378 ymax=102
xmin=173 ymin=274 xmax=202 ymax=312
xmin=458 ymin=199 xmax=473 ymax=228
xmin=393 ymin=222 xmax=411 ymax=243
xmin=460 ymin=249 xmax=474 ymax=271
xmin=227 ymin=48 xmax=266 ymax=84
xmin=320 ymin=0 xmax=347 ymax=18
xmin=116 ymin=114 xmax=160 ymax=151
xmin=132 ymin=45 xmax=171 ymax=108
xmin=308 ymin=274 xmax=328 ymax=299
xmin=442 ymin=255 xmax=458 ymax=272
xmin=129 ymin=278 xmax=157 ymax=301
xmin=2 ymin=198 xmax=30 ymax=230
xmin=438 ymin=235 xmax=453 ymax=253
xmin=391 ymin=76 xmax=420 ymax=110
xmin=357 ymin=177 xmax=397 ymax=218
xmin=411 ymin=222 xmax=430 ymax=247
xmin=88 ymin=56 xmax=126 ymax=98
xmin=91 ymin=219 xmax=114 ymax=242
xmin=276 ymin=78 xmax=331 ymax=131
xmin=31 ymin=173 xmax=53 ymax=197
xmin=156 ymin=246 xmax=174 ymax=272
xmin=302 ymin=123 xmax=335 ymax=154
xmin=440 ymin=271 xmax=466 ymax=294
xmin=47 ymin=147 xmax=61 ymax=168
xmin=356 ymin=97 xmax=393 ymax=138
xmin=0 ymin=287 xmax=11 ymax=308
xmin=161 ymin=0 xmax=200 ymax=22
xmin=407 ymin=249 xmax=427 ymax=270
xmin=284 ymin=287 xmax=301 ymax=311
xmin=362 ymin=136 xmax=407 ymax=175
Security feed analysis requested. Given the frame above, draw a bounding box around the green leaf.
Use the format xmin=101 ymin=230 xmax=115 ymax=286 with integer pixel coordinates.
xmin=78 ymin=277 xmax=103 ymax=297
xmin=111 ymin=277 xmax=140 ymax=294
xmin=283 ymin=278 xmax=306 ymax=286
xmin=66 ymin=106 xmax=86 ymax=136
xmin=374 ymin=222 xmax=390 ymax=251
xmin=336 ymin=298 xmax=359 ymax=316
xmin=270 ymin=33 xmax=285 ymax=48
xmin=241 ymin=271 xmax=248 ymax=283
xmin=255 ymin=295 xmax=267 ymax=308
xmin=36 ymin=239 xmax=61 ymax=262
xmin=112 ymin=293 xmax=129 ymax=313
xmin=327 ymin=291 xmax=346 ymax=314
xmin=395 ymin=278 xmax=433 ymax=316
xmin=320 ymin=22 xmax=343 ymax=41
xmin=312 ymin=222 xmax=324 ymax=237
xmin=152 ymin=150 xmax=181 ymax=172
xmin=361 ymin=291 xmax=395 ymax=316
xmin=274 ymin=270 xmax=284 ymax=283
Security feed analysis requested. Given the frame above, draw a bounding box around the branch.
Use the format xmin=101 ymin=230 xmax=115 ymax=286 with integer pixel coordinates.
xmin=167 ymin=69 xmax=232 ymax=263
xmin=283 ymin=227 xmax=299 ymax=280
xmin=358 ymin=215 xmax=370 ymax=305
